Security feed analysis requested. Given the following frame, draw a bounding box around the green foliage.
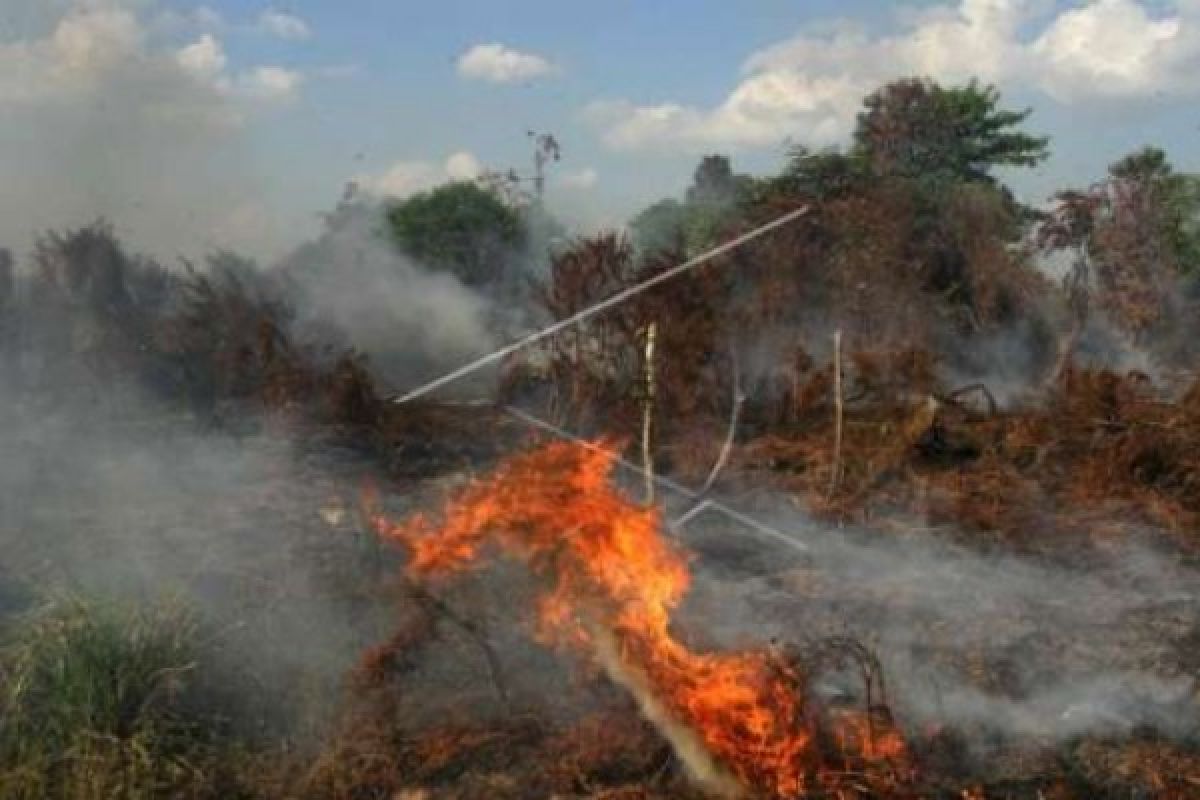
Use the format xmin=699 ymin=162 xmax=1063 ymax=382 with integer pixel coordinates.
xmin=1109 ymin=146 xmax=1200 ymax=274
xmin=386 ymin=181 xmax=525 ymax=287
xmin=749 ymin=78 xmax=1050 ymax=334
xmin=0 ymin=597 xmax=247 ymax=799
xmin=772 ymin=147 xmax=867 ymax=202
xmin=630 ymin=155 xmax=755 ymax=256
xmin=852 ymin=77 xmax=1049 ymax=187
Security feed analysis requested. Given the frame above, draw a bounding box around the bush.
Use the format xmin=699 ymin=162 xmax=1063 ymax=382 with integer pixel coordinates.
xmin=0 ymin=596 xmax=248 ymax=799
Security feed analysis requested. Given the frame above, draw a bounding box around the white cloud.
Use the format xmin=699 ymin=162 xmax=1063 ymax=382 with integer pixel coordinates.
xmin=444 ymin=151 xmax=483 ymax=181
xmin=1031 ymin=0 xmax=1198 ymax=99
xmin=357 ymin=151 xmax=485 ymax=198
xmin=587 ymin=0 xmax=1200 ymax=152
xmin=0 ymin=1 xmax=306 ymax=261
xmin=237 ymin=65 xmax=303 ymax=102
xmin=456 ymin=43 xmax=555 ymax=83
xmin=358 ymin=161 xmax=440 ymax=198
xmin=257 ymin=9 xmax=312 ymax=41
xmin=0 ymin=6 xmax=145 ymax=104
xmin=558 ymin=167 xmax=599 ymax=190
xmin=0 ymin=4 xmax=305 ymax=113
xmin=176 ymin=33 xmax=226 ymax=80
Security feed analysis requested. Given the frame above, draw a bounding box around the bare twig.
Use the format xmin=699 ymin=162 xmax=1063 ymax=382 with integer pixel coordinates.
xmin=941 ymin=383 xmax=997 ymax=416
xmin=672 ymin=348 xmax=746 ymax=530
xmin=697 ymin=348 xmax=745 ymax=498
xmin=402 ymin=580 xmax=512 ymax=711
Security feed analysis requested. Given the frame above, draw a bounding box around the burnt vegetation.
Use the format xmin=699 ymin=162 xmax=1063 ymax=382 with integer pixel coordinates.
xmin=4 ymin=77 xmax=1200 ymax=799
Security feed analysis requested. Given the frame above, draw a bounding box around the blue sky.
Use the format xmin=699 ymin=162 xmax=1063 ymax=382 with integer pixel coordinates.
xmin=1 ymin=0 xmax=1198 ymax=260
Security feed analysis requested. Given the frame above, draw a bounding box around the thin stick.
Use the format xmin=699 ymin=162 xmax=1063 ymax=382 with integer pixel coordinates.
xmin=392 ymin=207 xmax=811 ymax=405
xmin=828 ymin=329 xmax=844 ymax=498
xmin=697 ymin=348 xmax=744 ymax=497
xmin=502 ymin=405 xmax=807 ymax=553
xmin=641 ymin=322 xmax=658 ymax=504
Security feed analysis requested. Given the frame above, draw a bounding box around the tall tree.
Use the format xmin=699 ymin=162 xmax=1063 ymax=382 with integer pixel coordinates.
xmin=853 ymin=78 xmax=1049 ymax=187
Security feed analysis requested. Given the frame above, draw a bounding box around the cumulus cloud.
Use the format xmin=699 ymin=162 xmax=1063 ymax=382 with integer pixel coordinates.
xmin=257 ymin=9 xmax=312 ymax=41
xmin=357 ymin=151 xmax=485 ymax=198
xmin=236 ymin=65 xmax=303 ymax=102
xmin=456 ymin=43 xmax=556 ymax=83
xmin=176 ymin=32 xmax=227 ymax=80
xmin=0 ymin=1 xmax=303 ymax=261
xmin=444 ymin=151 xmax=484 ymax=181
xmin=1031 ymin=0 xmax=1199 ymax=99
xmin=558 ymin=167 xmax=599 ymax=190
xmin=587 ymin=0 xmax=1200 ymax=152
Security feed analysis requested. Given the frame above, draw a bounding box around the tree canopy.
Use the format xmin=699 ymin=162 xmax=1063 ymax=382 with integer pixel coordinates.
xmin=853 ymin=78 xmax=1049 ymax=186
xmin=630 ymin=155 xmax=754 ymax=256
xmin=386 ymin=181 xmax=526 ymax=288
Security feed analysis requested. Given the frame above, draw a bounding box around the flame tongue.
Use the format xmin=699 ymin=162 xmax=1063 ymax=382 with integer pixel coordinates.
xmin=370 ymin=440 xmax=812 ymax=796
xmin=589 ymin=623 xmax=744 ymax=798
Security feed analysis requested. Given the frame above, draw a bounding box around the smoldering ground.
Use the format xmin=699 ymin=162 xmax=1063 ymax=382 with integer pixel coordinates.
xmin=672 ymin=495 xmax=1200 ymax=752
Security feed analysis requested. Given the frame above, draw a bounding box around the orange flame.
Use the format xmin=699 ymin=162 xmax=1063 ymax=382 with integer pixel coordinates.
xmin=369 ymin=440 xmax=903 ymax=797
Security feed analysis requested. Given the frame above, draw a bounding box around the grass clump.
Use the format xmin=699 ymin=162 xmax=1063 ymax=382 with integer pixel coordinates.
xmin=0 ymin=595 xmax=248 ymax=799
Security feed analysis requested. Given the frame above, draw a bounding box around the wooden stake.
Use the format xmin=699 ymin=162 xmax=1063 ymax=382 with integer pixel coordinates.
xmin=829 ymin=329 xmax=844 ymax=498
xmin=641 ymin=322 xmax=658 ymax=505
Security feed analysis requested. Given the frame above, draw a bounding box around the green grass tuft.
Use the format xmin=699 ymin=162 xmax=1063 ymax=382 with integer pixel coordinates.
xmin=0 ymin=595 xmax=249 ymax=799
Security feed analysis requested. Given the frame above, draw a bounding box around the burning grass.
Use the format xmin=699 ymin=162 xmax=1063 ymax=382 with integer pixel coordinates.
xmin=7 ymin=204 xmax=1200 ymax=798
xmin=367 ymin=440 xmax=915 ymax=798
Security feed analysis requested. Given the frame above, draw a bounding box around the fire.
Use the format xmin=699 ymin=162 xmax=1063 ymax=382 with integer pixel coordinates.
xmin=369 ymin=440 xmax=905 ymax=797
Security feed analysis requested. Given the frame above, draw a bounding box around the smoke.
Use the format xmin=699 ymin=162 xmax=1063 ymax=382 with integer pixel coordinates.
xmin=0 ymin=377 xmax=393 ymax=735
xmin=0 ymin=198 xmax=504 ymax=738
xmin=279 ymin=197 xmax=499 ymax=396
xmin=676 ymin=499 xmax=1200 ymax=752
xmin=0 ymin=1 xmax=299 ymax=262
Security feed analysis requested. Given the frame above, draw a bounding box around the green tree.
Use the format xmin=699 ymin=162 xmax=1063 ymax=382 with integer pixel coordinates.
xmin=772 ymin=146 xmax=867 ymax=202
xmin=852 ymin=77 xmax=1049 ymax=187
xmin=1109 ymin=147 xmax=1200 ymax=273
xmin=386 ymin=181 xmax=525 ymax=287
xmin=630 ymin=155 xmax=754 ymax=256
xmin=753 ymin=78 xmax=1049 ymax=336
